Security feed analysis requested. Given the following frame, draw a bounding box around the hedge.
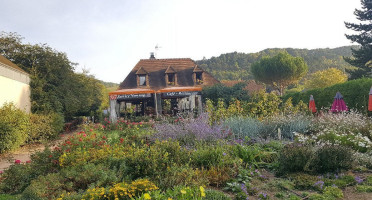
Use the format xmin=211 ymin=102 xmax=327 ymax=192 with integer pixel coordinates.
xmin=283 ymin=78 xmax=372 ymax=113
xmin=0 ymin=103 xmax=64 ymax=152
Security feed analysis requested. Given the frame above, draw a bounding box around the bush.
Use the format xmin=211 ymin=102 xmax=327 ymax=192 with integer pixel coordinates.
xmin=283 ymin=78 xmax=372 ymax=113
xmin=28 ymin=112 xmax=64 ymax=142
xmin=0 ymin=163 xmax=33 ymax=194
xmin=224 ymin=116 xmax=263 ymax=139
xmin=311 ymin=145 xmax=354 ymax=173
xmin=277 ymin=144 xmax=313 ymax=175
xmin=0 ymin=103 xmax=29 ymax=152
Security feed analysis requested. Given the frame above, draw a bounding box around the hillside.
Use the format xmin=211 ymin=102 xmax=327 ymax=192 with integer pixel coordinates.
xmin=196 ymin=46 xmax=358 ymax=81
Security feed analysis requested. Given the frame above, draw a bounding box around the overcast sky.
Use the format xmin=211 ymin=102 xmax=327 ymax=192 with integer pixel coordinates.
xmin=0 ymin=0 xmax=362 ymax=83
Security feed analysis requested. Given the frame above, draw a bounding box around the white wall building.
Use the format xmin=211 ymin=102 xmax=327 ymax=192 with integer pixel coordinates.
xmin=0 ymin=55 xmax=31 ymax=113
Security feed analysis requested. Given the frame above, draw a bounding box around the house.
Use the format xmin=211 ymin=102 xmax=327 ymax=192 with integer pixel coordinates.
xmin=109 ymin=55 xmax=219 ymax=121
xmin=0 ymin=55 xmax=31 ymax=112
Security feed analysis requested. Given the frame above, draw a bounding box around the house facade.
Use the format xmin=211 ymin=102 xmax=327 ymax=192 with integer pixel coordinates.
xmin=0 ymin=55 xmax=31 ymax=112
xmin=109 ymin=57 xmax=219 ymax=121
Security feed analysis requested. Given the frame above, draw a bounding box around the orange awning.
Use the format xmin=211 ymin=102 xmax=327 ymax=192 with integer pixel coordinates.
xmin=157 ymin=87 xmax=202 ymax=93
xmin=109 ymin=88 xmax=155 ymax=95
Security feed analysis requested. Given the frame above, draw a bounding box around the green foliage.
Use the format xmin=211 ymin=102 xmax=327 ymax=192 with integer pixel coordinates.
xmin=356 ymin=185 xmax=372 ymax=192
xmin=311 ymin=145 xmax=354 ymax=173
xmin=283 ymin=78 xmax=372 ymax=113
xmin=21 ymin=164 xmax=118 ymax=200
xmin=277 ymin=144 xmax=313 ymax=175
xmin=202 ymin=82 xmax=249 ymax=104
xmin=243 ymin=91 xmax=281 ymax=118
xmin=344 ymin=0 xmax=372 ymax=79
xmin=224 ymin=116 xmax=263 ymax=139
xmin=290 ymin=173 xmax=318 ymax=190
xmin=304 ymin=68 xmax=347 ymax=90
xmin=251 ymin=51 xmax=308 ymax=95
xmin=0 ymin=163 xmax=33 ymax=194
xmin=196 ymin=47 xmax=355 ymax=81
xmin=0 ymin=103 xmax=29 ymax=152
xmin=28 ymin=112 xmax=64 ymax=142
xmin=0 ymin=32 xmax=106 ymax=120
xmin=205 ymin=189 xmax=232 ymax=200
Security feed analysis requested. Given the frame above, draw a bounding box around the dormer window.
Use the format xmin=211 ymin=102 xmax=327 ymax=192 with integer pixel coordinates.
xmin=136 ymin=67 xmax=148 ymax=87
xmin=195 ymin=72 xmax=203 ymax=84
xmin=139 ymin=75 xmax=147 ymax=86
xmin=165 ymin=66 xmax=177 ymax=86
xmin=167 ymin=73 xmax=175 ymax=85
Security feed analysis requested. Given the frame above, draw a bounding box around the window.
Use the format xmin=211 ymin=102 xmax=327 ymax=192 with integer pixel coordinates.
xmin=168 ymin=73 xmax=175 ymax=85
xmin=139 ymin=75 xmax=146 ymax=86
xmin=195 ymin=72 xmax=203 ymax=84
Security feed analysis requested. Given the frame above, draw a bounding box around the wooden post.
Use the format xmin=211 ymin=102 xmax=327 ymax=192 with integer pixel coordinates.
xmin=109 ymin=99 xmax=118 ymax=123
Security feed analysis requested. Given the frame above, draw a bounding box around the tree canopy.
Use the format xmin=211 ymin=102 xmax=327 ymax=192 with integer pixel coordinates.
xmin=304 ymin=68 xmax=348 ymax=90
xmin=344 ymin=0 xmax=372 ymax=79
xmin=0 ymin=32 xmax=106 ymax=120
xmin=251 ymin=52 xmax=308 ymax=95
xmin=196 ymin=46 xmax=355 ymax=81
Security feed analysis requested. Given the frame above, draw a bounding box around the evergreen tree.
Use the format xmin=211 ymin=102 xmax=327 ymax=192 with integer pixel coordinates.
xmin=344 ymin=0 xmax=372 ymax=79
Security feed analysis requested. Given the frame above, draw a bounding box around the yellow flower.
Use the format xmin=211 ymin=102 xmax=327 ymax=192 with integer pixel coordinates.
xmin=181 ymin=189 xmax=186 ymax=194
xmin=200 ymin=186 xmax=206 ymax=197
xmin=144 ymin=193 xmax=151 ymax=199
xmin=167 ymin=198 xmax=173 ymax=200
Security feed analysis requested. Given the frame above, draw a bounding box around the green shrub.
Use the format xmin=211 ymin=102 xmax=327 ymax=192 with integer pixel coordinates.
xmin=0 ymin=103 xmax=29 ymax=152
xmin=21 ymin=164 xmax=118 ymax=200
xmin=277 ymin=144 xmax=313 ymax=175
xmin=356 ymin=185 xmax=372 ymax=192
xmin=0 ymin=163 xmax=33 ymax=194
xmin=323 ymin=186 xmax=344 ymax=199
xmin=0 ymin=194 xmax=18 ymax=200
xmin=311 ymin=145 xmax=354 ymax=173
xmin=157 ymin=165 xmax=209 ymax=189
xmin=28 ymin=112 xmax=64 ymax=142
xmin=290 ymin=173 xmax=318 ymax=190
xmin=283 ymin=78 xmax=372 ymax=113
xmin=205 ymin=189 xmax=232 ymax=200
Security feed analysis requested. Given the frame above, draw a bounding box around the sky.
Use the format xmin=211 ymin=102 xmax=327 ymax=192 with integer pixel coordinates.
xmin=0 ymin=0 xmax=362 ymax=84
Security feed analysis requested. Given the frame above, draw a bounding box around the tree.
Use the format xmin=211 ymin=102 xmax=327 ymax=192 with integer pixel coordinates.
xmin=304 ymin=68 xmax=348 ymax=90
xmin=0 ymin=32 xmax=106 ymax=120
xmin=251 ymin=52 xmax=308 ymax=95
xmin=344 ymin=0 xmax=372 ymax=79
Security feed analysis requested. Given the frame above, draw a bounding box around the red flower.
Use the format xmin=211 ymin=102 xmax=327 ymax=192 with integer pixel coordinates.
xmin=26 ymin=160 xmax=31 ymax=163
xmin=89 ymin=129 xmax=93 ymax=132
xmin=120 ymin=138 xmax=124 ymax=143
xmin=102 ymin=136 xmax=107 ymax=139
xmin=15 ymin=160 xmax=21 ymax=164
xmin=49 ymin=155 xmax=53 ymax=158
xmin=139 ymin=122 xmax=143 ymax=125
xmin=79 ymin=138 xmax=83 ymax=142
xmin=83 ymin=134 xmax=87 ymax=137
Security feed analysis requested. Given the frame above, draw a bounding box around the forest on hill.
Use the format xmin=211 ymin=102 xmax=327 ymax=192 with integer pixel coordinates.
xmin=196 ymin=46 xmax=358 ymax=81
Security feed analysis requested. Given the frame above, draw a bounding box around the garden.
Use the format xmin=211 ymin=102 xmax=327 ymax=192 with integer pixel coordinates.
xmin=1 ymin=91 xmax=372 ymax=200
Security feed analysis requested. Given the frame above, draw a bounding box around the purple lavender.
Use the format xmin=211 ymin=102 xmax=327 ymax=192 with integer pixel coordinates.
xmin=152 ymin=112 xmax=229 ymax=145
xmin=258 ymin=192 xmax=268 ymax=199
xmin=355 ymin=176 xmax=363 ymax=184
xmin=314 ymin=181 xmax=324 ymax=190
xmin=240 ymin=183 xmax=249 ymax=199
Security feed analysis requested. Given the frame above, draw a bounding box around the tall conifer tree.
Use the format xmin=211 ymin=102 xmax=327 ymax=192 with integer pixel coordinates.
xmin=344 ymin=0 xmax=372 ymax=79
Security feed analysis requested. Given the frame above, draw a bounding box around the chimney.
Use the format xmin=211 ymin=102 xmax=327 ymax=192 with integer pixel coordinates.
xmin=150 ymin=52 xmax=155 ymax=59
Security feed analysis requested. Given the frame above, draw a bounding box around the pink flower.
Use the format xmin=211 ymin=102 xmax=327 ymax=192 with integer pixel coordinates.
xmin=83 ymin=134 xmax=87 ymax=137
xmin=15 ymin=160 xmax=21 ymax=164
xmin=0 ymin=171 xmax=3 ymax=174
xmin=89 ymin=129 xmax=93 ymax=132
